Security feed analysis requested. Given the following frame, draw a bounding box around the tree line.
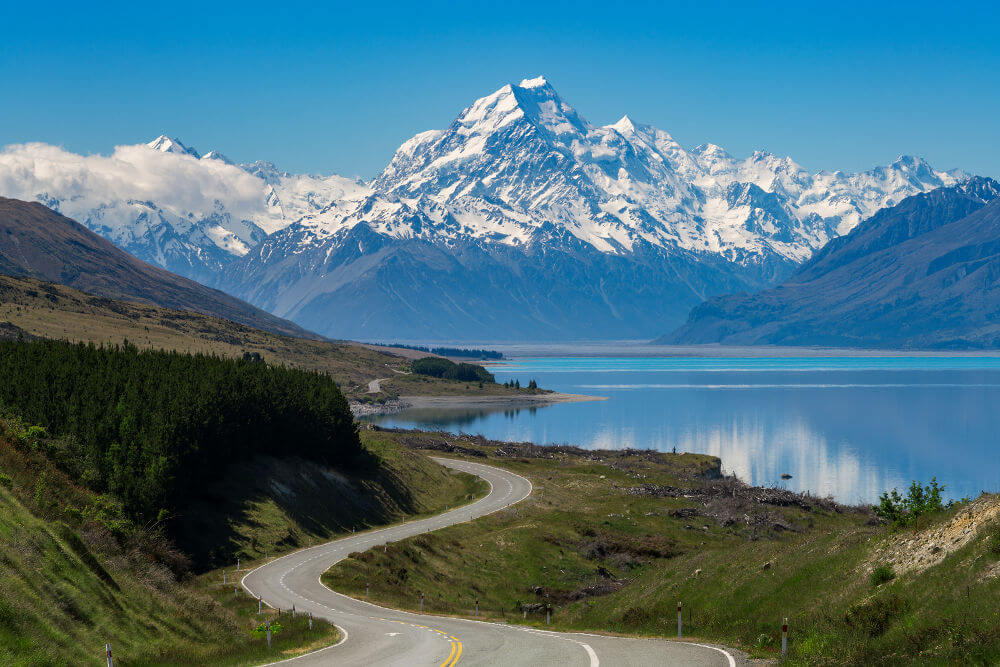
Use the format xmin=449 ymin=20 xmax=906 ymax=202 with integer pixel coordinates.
xmin=411 ymin=357 xmax=495 ymax=383
xmin=370 ymin=342 xmax=504 ymax=360
xmin=0 ymin=340 xmax=360 ymax=525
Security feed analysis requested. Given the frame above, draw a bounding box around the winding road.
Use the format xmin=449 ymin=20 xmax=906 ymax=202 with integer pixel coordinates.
xmin=242 ymin=458 xmax=743 ymax=666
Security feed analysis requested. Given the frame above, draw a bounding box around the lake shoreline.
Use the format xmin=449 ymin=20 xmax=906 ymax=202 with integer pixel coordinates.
xmin=350 ymin=391 xmax=605 ymax=418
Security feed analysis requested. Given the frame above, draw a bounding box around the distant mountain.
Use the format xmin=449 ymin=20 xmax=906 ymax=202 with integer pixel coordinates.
xmin=663 ymin=177 xmax=1000 ymax=349
xmin=0 ymin=197 xmax=314 ymax=339
xmin=0 ymin=78 xmax=965 ymax=339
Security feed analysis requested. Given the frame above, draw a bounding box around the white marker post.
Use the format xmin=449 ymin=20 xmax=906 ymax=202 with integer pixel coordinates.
xmin=420 ymin=593 xmax=424 ymax=612
xmin=366 ymin=583 xmax=370 ymax=597
xmin=106 ymin=643 xmax=113 ymax=667
xmin=309 ymin=612 xmax=313 ymax=630
xmin=677 ymin=602 xmax=682 ymax=638
xmin=265 ymin=621 xmax=272 ymax=649
xmin=234 ymin=585 xmax=238 ymax=599
xmin=237 ymin=557 xmax=240 ymax=571
xmin=546 ymin=604 xmax=551 ymax=626
xmin=782 ymin=618 xmax=788 ymax=657
xmin=258 ymin=597 xmax=262 ymax=614
xmin=475 ymin=599 xmax=479 ymax=617
xmin=292 ymin=604 xmax=296 ymax=618
xmin=223 ymin=570 xmax=226 ymax=585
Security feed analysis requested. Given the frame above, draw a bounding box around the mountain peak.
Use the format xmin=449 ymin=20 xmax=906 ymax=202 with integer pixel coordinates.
xmin=201 ymin=150 xmax=234 ymax=165
xmin=892 ymin=154 xmax=929 ymax=168
xmin=610 ymin=115 xmax=637 ymax=134
xmin=147 ymin=135 xmax=200 ymax=159
xmin=518 ymin=75 xmax=550 ymax=89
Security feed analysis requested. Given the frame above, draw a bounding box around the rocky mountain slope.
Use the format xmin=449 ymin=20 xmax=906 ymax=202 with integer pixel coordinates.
xmin=0 ymin=77 xmax=964 ymax=339
xmin=663 ymin=177 xmax=1000 ymax=348
xmin=0 ymin=197 xmax=314 ymax=338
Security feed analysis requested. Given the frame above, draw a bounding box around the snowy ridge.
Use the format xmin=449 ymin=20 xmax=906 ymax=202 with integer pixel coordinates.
xmin=0 ymin=77 xmax=970 ymax=338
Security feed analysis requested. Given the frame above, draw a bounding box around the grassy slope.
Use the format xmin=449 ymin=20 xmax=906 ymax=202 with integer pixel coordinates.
xmin=0 ymin=274 xmax=529 ymax=401
xmin=323 ymin=430 xmax=1000 ymax=664
xmin=178 ymin=430 xmax=489 ymax=569
xmin=0 ymin=423 xmax=337 ymax=666
xmin=0 ymin=421 xmax=487 ymax=665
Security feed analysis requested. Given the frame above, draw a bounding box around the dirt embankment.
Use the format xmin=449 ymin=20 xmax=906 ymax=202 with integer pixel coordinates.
xmin=871 ymin=493 xmax=1000 ymax=576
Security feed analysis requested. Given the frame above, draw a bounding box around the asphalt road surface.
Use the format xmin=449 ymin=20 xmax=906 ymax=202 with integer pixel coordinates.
xmin=242 ymin=458 xmax=744 ymax=666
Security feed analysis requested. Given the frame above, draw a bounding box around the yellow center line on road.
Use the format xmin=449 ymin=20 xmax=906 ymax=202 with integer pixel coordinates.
xmin=381 ymin=618 xmax=463 ymax=666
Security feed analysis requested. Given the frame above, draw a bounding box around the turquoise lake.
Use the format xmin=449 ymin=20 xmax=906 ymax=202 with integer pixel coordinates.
xmin=369 ymin=355 xmax=1000 ymax=503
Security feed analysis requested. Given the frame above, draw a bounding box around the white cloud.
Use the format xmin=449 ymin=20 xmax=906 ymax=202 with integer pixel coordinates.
xmin=0 ymin=142 xmax=270 ymax=234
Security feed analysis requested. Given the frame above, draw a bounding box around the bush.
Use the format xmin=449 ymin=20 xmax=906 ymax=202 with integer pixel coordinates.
xmin=873 ymin=478 xmax=946 ymax=527
xmin=0 ymin=471 xmax=11 ymax=489
xmin=844 ymin=594 xmax=909 ymax=638
xmin=251 ymin=621 xmax=283 ymax=638
xmin=870 ymin=564 xmax=895 ymax=587
xmin=411 ymin=357 xmax=494 ymax=383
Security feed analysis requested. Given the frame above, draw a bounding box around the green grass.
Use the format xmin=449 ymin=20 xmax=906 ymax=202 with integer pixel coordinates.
xmin=0 ymin=450 xmax=338 ymax=665
xmin=0 ymin=420 xmax=487 ymax=664
xmin=176 ymin=429 xmax=489 ymax=569
xmin=322 ymin=430 xmax=1000 ymax=664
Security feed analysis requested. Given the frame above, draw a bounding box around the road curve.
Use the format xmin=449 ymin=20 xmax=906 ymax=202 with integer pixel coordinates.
xmin=242 ymin=458 xmax=742 ymax=666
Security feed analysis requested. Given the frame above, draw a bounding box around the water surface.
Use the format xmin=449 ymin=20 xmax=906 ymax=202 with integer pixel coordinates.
xmin=370 ymin=356 xmax=1000 ymax=503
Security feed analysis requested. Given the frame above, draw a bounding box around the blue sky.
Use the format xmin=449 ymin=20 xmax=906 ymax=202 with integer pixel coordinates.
xmin=2 ymin=1 xmax=997 ymax=179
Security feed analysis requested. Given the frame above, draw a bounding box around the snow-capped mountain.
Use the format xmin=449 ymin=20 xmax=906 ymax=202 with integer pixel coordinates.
xmin=0 ymin=77 xmax=967 ymax=339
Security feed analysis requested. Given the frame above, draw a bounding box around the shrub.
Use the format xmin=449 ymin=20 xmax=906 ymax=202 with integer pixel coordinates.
xmin=251 ymin=621 xmax=283 ymax=638
xmin=0 ymin=471 xmax=11 ymax=489
xmin=844 ymin=594 xmax=909 ymax=638
xmin=874 ymin=478 xmax=946 ymax=527
xmin=870 ymin=564 xmax=896 ymax=587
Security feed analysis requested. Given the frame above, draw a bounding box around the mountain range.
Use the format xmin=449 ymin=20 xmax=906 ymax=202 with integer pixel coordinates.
xmin=664 ymin=177 xmax=1000 ymax=348
xmin=0 ymin=77 xmax=965 ymax=340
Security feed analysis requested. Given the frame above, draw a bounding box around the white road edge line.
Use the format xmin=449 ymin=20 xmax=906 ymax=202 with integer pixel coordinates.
xmin=256 ymin=625 xmax=349 ymax=666
xmin=691 ymin=642 xmax=737 ymax=667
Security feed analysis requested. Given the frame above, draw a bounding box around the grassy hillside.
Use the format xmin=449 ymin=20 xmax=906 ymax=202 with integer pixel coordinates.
xmin=323 ymin=429 xmax=1000 ymax=664
xmin=0 ymin=419 xmax=338 ymax=666
xmin=179 ymin=429 xmax=488 ymax=568
xmin=0 ymin=274 xmax=526 ymax=401
xmin=0 ymin=422 xmax=486 ymax=664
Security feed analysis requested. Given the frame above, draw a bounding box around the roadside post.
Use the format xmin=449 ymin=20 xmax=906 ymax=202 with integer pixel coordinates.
xmin=292 ymin=604 xmax=296 ymax=618
xmin=475 ymin=598 xmax=479 ymax=617
xmin=265 ymin=621 xmax=272 ymax=648
xmin=237 ymin=557 xmax=240 ymax=571
xmin=546 ymin=604 xmax=551 ymax=625
xmin=420 ymin=593 xmax=424 ymax=612
xmin=309 ymin=612 xmax=313 ymax=630
xmin=223 ymin=570 xmax=226 ymax=585
xmin=782 ymin=618 xmax=788 ymax=657
xmin=258 ymin=596 xmax=262 ymax=614
xmin=105 ymin=643 xmax=113 ymax=667
xmin=234 ymin=585 xmax=238 ymax=598
xmin=366 ymin=582 xmax=370 ymax=597
xmin=677 ymin=602 xmax=682 ymax=637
